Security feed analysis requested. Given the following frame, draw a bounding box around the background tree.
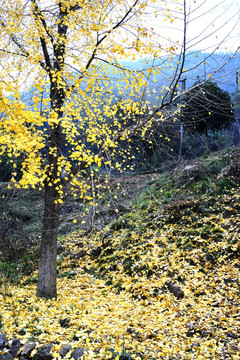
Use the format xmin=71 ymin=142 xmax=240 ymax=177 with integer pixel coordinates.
xmin=231 ymin=69 xmax=240 ymax=144
xmin=180 ymin=80 xmax=235 ymax=149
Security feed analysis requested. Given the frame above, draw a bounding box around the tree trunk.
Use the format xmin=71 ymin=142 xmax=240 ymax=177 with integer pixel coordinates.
xmin=36 ymin=121 xmax=62 ymax=298
xmin=36 ymin=182 xmax=59 ymax=298
xmin=33 ymin=3 xmax=68 ymax=298
xmin=178 ymin=123 xmax=183 ymax=162
xmin=205 ymin=127 xmax=209 ymax=151
xmin=236 ymin=118 xmax=240 ymax=145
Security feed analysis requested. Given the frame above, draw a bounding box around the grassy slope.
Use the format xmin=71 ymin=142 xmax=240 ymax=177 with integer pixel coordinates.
xmin=0 ymin=147 xmax=240 ymax=359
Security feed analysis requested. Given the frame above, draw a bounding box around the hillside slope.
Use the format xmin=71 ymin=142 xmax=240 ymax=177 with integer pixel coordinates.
xmin=0 ymin=147 xmax=240 ymax=359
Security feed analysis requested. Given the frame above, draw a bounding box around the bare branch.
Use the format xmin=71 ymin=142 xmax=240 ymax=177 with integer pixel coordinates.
xmin=31 ymin=0 xmax=55 ymax=45
xmin=31 ymin=0 xmax=53 ymax=74
xmin=0 ymin=19 xmax=29 ymax=57
xmin=68 ymin=0 xmax=141 ymax=92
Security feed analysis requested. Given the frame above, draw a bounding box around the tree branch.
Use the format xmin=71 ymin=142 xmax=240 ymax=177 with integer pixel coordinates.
xmin=161 ymin=0 xmax=187 ymax=106
xmin=31 ymin=0 xmax=55 ymax=46
xmin=0 ymin=19 xmax=29 ymax=57
xmin=31 ymin=0 xmax=53 ymax=74
xmin=0 ymin=18 xmax=46 ymax=70
xmin=98 ymin=0 xmax=140 ymax=44
xmin=68 ymin=0 xmax=141 ymax=93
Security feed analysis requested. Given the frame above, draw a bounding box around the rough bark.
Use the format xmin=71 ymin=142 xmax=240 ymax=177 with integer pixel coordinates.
xmin=36 ymin=2 xmax=67 ymax=298
xmin=36 ymin=123 xmax=62 ymax=298
xmin=36 ymin=182 xmax=60 ymax=298
xmin=36 ymin=78 xmax=64 ymax=298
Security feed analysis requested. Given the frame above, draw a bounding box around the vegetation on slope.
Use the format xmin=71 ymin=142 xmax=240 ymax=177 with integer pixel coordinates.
xmin=0 ymin=147 xmax=240 ymax=359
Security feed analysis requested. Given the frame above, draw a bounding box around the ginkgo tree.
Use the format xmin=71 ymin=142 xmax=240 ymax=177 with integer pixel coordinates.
xmin=0 ymin=0 xmax=238 ymax=298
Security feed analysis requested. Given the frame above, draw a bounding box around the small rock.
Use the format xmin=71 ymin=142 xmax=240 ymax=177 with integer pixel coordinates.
xmin=67 ymin=270 xmax=77 ymax=277
xmin=167 ymin=282 xmax=184 ymax=299
xmin=21 ymin=341 xmax=36 ymax=358
xmin=33 ymin=344 xmax=53 ymax=360
xmin=0 ymin=335 xmax=7 ymax=350
xmin=71 ymin=250 xmax=86 ymax=260
xmin=71 ymin=347 xmax=84 ymax=360
xmin=10 ymin=339 xmax=21 ymax=357
xmin=59 ymin=344 xmax=72 ymax=358
xmin=153 ymin=288 xmax=160 ymax=296
xmin=191 ymin=342 xmax=200 ymax=348
xmin=90 ymin=246 xmax=102 ymax=259
xmin=226 ymin=331 xmax=238 ymax=339
xmin=183 ymin=165 xmax=197 ymax=171
xmin=0 ymin=352 xmax=14 ymax=360
xmin=186 ymin=322 xmax=194 ymax=330
xmin=217 ymin=166 xmax=231 ymax=179
xmin=186 ymin=330 xmax=195 ymax=337
xmin=200 ymin=330 xmax=212 ymax=338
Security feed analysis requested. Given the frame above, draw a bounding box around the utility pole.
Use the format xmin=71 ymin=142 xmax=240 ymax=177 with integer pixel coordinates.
xmin=178 ymin=78 xmax=186 ymax=162
xmin=235 ymin=70 xmax=240 ymax=144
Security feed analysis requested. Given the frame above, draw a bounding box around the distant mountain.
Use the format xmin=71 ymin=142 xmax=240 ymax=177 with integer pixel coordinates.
xmin=120 ymin=51 xmax=240 ymax=94
xmin=21 ymin=51 xmax=239 ymax=110
xmin=181 ymin=52 xmax=240 ymax=93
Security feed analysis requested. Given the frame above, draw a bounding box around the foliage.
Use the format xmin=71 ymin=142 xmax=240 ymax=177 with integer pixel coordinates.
xmin=232 ymin=90 xmax=240 ymax=110
xmin=0 ymin=261 xmax=20 ymax=299
xmin=0 ymin=0 xmax=183 ymax=192
xmin=0 ymin=0 xmax=189 ymax=298
xmin=180 ymin=80 xmax=235 ymax=136
xmin=0 ymin=154 xmax=23 ymax=182
xmin=0 ymin=183 xmax=41 ymax=262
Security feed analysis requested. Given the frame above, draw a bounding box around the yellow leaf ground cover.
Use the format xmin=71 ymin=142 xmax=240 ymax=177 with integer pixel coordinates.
xmin=1 ymin=256 xmax=240 ymax=359
xmin=1 ymin=149 xmax=240 ymax=359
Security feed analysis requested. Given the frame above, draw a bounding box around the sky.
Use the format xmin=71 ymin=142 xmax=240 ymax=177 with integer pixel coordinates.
xmin=1 ymin=0 xmax=239 ymax=94
xmin=186 ymin=0 xmax=240 ymax=53
xmin=153 ymin=0 xmax=240 ymax=54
